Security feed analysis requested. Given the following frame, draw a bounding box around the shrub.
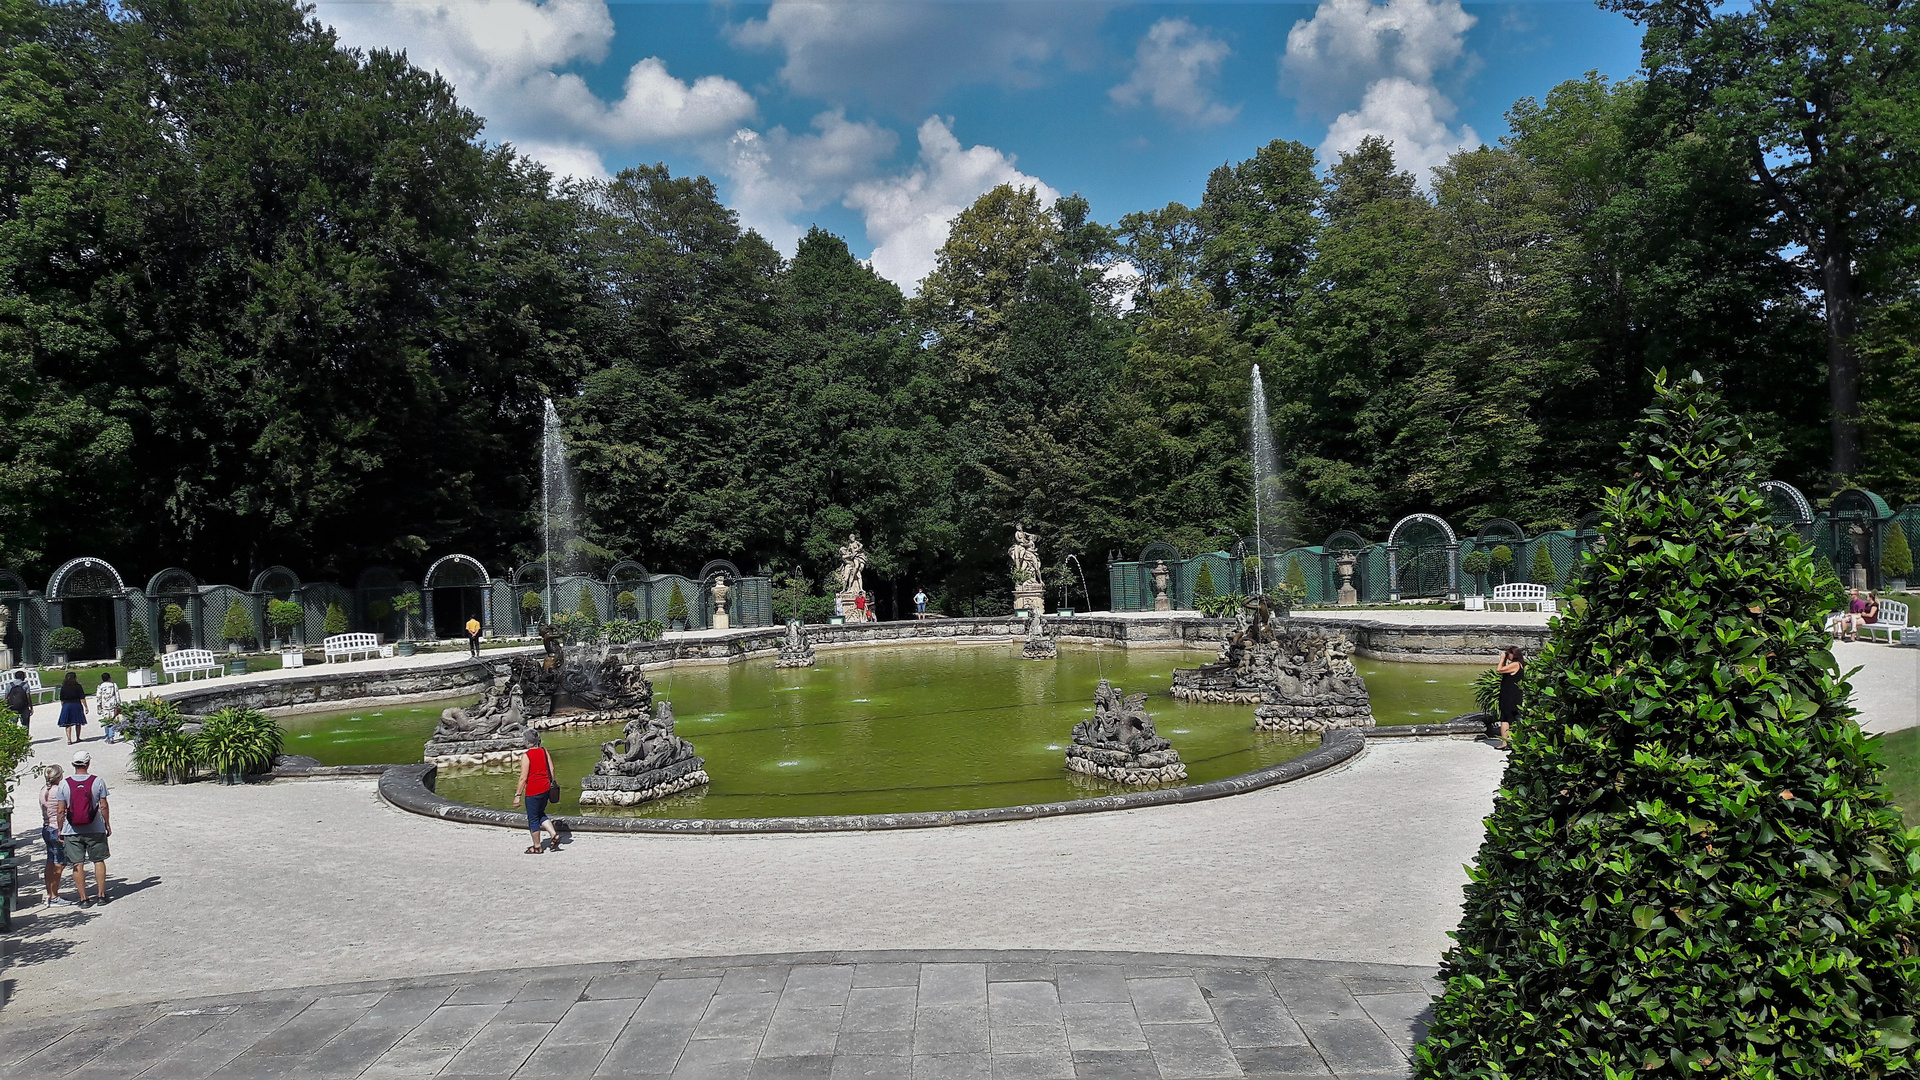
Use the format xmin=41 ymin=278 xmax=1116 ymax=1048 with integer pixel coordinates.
xmin=134 ymin=729 xmax=194 ymax=783
xmin=220 ymin=601 xmax=255 ymax=649
xmin=1192 ymin=562 xmax=1217 ymax=602
xmin=615 ymin=590 xmax=638 ymax=618
xmin=636 ymin=619 xmax=664 ymax=641
xmin=1883 ymin=521 xmax=1913 ymax=581
xmin=1195 ymin=593 xmax=1243 ymax=618
xmin=666 ymin=583 xmax=689 ymax=622
xmin=266 ymin=599 xmax=304 ymax=639
xmin=0 ymin=721 xmax=29 ymax=798
xmin=576 ymin=584 xmax=599 ymax=623
xmin=1285 ymin=557 xmax=1307 ymax=597
xmin=1460 ymin=550 xmax=1491 ymax=578
xmin=1488 ymin=544 xmax=1514 ymax=582
xmin=121 ymin=697 xmax=184 ymax=742
xmin=1470 ymin=668 xmax=1501 ymax=716
xmin=1529 ymin=542 xmax=1557 ymax=587
xmin=122 ymin=621 xmax=157 ymax=671
xmin=191 ymin=707 xmax=283 ymax=778
xmin=602 ymin=618 xmax=641 ymax=644
xmin=1416 ymin=372 xmax=1920 ymax=1079
xmin=48 ymin=625 xmax=84 ymax=655
xmin=1813 ymin=555 xmax=1849 ymax=613
xmin=161 ymin=603 xmax=188 ymax=644
xmin=323 ymin=599 xmax=348 ymax=636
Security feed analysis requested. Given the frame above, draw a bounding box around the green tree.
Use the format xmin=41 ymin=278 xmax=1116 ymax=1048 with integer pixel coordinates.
xmin=266 ymin=600 xmax=304 ymax=642
xmin=1529 ymin=543 xmax=1557 ymax=587
xmin=615 ymin=590 xmax=637 ymax=618
xmin=391 ymin=591 xmax=421 ymax=640
xmin=122 ymin=619 xmax=156 ymax=671
xmin=220 ymin=600 xmax=254 ymax=649
xmin=323 ymin=600 xmax=348 ymax=637
xmin=520 ymin=591 xmax=542 ymax=626
xmin=1416 ymin=373 xmax=1920 ymax=1078
xmin=1604 ymin=0 xmax=1920 ymax=478
xmin=1489 ymin=544 xmax=1515 ymax=584
xmin=162 ymin=603 xmax=189 ymax=646
xmin=666 ymin=582 xmax=689 ymax=624
xmin=1192 ymin=561 xmax=1217 ymax=601
xmin=1883 ymin=521 xmax=1913 ymax=582
xmin=1284 ymin=556 xmax=1307 ymax=599
xmin=576 ymin=584 xmax=598 ymax=623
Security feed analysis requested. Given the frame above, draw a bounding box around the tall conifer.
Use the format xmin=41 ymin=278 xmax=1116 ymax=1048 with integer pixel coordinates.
xmin=1418 ymin=372 xmax=1920 ymax=1078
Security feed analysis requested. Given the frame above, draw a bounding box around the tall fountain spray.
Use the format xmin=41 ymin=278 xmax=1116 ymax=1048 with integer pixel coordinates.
xmin=1249 ymin=365 xmax=1283 ymax=596
xmin=540 ymin=398 xmax=579 ymax=619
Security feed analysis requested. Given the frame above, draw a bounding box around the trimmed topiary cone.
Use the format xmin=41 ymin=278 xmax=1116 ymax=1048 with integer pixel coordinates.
xmin=1416 ymin=372 xmax=1920 ymax=1079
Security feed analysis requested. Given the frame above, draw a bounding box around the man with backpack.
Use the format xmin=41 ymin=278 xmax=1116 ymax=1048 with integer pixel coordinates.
xmin=6 ymin=669 xmax=29 ymax=728
xmin=53 ymin=750 xmax=111 ymax=907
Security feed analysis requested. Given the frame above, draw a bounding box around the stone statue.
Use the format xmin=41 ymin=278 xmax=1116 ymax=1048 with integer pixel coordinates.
xmin=539 ymin=624 xmax=565 ymax=670
xmin=1150 ymin=561 xmax=1171 ymax=612
xmin=0 ymin=602 xmax=11 ymax=643
xmin=834 ymin=534 xmax=868 ymax=596
xmin=1021 ymin=606 xmax=1056 ymax=660
xmin=710 ymin=574 xmax=731 ymax=631
xmin=579 ymin=699 xmax=710 ymax=806
xmin=431 ymin=677 xmax=527 ymax=743
xmin=1065 ymin=679 xmax=1185 ymax=785
xmin=776 ymin=619 xmax=816 ymax=667
xmin=1848 ymin=519 xmax=1870 ymax=588
xmin=1009 ymin=526 xmax=1043 ymax=588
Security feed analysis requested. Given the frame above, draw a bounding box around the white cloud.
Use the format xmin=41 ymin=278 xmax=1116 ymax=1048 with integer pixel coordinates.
xmin=1280 ymin=0 xmax=1480 ymax=183
xmin=1320 ymin=77 xmax=1477 ymax=181
xmin=729 ymin=1 xmax=1103 ymax=110
xmin=1110 ymin=18 xmax=1237 ymax=125
xmin=718 ymin=111 xmax=900 ymax=252
xmin=316 ymin=0 xmax=754 ymax=177
xmin=845 ymin=118 xmax=1059 ymax=292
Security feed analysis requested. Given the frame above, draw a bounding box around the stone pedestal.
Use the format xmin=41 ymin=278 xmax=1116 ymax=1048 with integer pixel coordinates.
xmin=0 ymin=646 xmax=12 ymax=671
xmin=1337 ymin=584 xmax=1358 ymax=607
xmin=835 ymin=591 xmax=870 ymax=623
xmin=1852 ymin=565 xmax=1870 ymax=590
xmin=1067 ymin=679 xmax=1186 ymax=786
xmin=1013 ymin=583 xmax=1045 ymax=615
xmin=578 ymin=702 xmax=710 ymax=806
xmin=712 ymin=610 xmax=730 ymax=630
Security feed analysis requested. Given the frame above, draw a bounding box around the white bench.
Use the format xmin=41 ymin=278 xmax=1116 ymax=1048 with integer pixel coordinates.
xmin=1859 ymin=599 xmax=1909 ymax=644
xmin=161 ymin=649 xmax=221 ymax=682
xmin=1486 ymin=583 xmax=1557 ymax=613
xmin=323 ymin=632 xmax=391 ymax=663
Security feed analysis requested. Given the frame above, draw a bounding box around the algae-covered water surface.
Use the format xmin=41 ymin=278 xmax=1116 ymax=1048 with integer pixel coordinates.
xmin=279 ymin=645 xmax=1479 ymax=819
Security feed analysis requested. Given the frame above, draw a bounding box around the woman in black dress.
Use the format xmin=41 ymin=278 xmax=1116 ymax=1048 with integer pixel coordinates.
xmin=1494 ymin=646 xmax=1525 ymax=742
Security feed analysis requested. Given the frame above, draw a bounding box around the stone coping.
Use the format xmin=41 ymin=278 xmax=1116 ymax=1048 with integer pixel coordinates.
xmin=373 ymin=718 xmax=1489 ymax=834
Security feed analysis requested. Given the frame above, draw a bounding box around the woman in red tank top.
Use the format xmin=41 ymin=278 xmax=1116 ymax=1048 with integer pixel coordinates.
xmin=514 ymin=729 xmax=562 ymax=853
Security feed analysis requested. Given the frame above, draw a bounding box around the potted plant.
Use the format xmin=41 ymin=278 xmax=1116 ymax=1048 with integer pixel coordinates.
xmin=1488 ymin=544 xmax=1515 ymax=585
xmin=666 ymin=583 xmax=690 ymax=630
xmin=368 ymin=598 xmax=393 ymax=641
xmin=391 ymin=592 xmax=422 ymax=655
xmin=266 ymin=599 xmax=304 ymax=652
xmin=1461 ymin=551 xmax=1492 ymax=597
xmin=1882 ymin=521 xmax=1912 ymax=591
xmin=161 ymin=603 xmax=188 ymax=652
xmin=1530 ymin=543 xmax=1558 ymax=588
xmin=191 ymin=707 xmax=283 ymax=785
xmin=48 ymin=625 xmax=83 ymax=665
xmin=323 ymin=599 xmax=348 ymax=637
xmin=637 ymin=619 xmax=664 ymax=642
xmin=521 ymin=591 xmax=543 ymax=633
xmin=220 ymin=600 xmax=254 ymax=672
xmin=615 ymin=590 xmax=638 ymax=619
xmin=127 ymin=699 xmax=192 ymax=784
xmin=121 ymin=621 xmax=159 ymax=687
xmin=1192 ymin=562 xmax=1217 ymax=607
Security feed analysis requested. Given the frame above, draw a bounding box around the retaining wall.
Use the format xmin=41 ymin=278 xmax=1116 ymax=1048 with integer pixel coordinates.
xmin=161 ymin=659 xmax=495 ymax=714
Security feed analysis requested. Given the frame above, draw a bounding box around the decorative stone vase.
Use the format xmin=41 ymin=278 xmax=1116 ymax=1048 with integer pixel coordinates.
xmin=164 ymin=644 xmax=180 ymax=654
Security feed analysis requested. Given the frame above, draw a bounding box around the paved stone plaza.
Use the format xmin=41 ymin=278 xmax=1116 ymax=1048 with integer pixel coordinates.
xmin=1 ymin=952 xmax=1435 ymax=1080
xmin=3 ymin=622 xmax=1913 ymax=1080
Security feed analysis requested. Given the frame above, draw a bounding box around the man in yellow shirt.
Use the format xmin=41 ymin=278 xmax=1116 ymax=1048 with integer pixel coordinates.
xmin=465 ymin=617 xmax=482 ymax=658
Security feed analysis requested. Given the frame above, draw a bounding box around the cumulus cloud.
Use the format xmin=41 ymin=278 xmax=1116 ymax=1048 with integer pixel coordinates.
xmin=845 ymin=118 xmax=1059 ymax=292
xmin=316 ymin=0 xmax=754 ymax=177
xmin=1319 ymin=78 xmax=1477 ymax=181
xmin=1280 ymin=0 xmax=1479 ymax=183
xmin=718 ymin=111 xmax=900 ymax=252
xmin=1110 ymin=18 xmax=1238 ymax=125
xmin=729 ymin=1 xmax=1103 ymax=111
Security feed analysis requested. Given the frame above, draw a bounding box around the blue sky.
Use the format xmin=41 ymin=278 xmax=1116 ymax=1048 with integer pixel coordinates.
xmin=317 ymin=0 xmax=1646 ymax=290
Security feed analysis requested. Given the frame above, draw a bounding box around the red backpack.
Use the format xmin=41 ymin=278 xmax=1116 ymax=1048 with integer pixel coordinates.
xmin=65 ymin=776 xmax=96 ymax=826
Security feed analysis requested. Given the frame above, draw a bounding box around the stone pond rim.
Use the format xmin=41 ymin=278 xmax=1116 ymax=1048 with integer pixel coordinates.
xmin=369 ymin=720 xmax=1491 ymax=834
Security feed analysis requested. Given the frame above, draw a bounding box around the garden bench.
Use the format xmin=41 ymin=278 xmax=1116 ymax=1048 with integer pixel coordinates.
xmin=161 ymin=649 xmax=220 ymax=683
xmin=1859 ymin=599 xmax=1909 ymax=644
xmin=1486 ymin=583 xmax=1557 ymax=613
xmin=323 ymin=632 xmax=391 ymax=663
xmin=16 ymin=669 xmax=58 ymax=704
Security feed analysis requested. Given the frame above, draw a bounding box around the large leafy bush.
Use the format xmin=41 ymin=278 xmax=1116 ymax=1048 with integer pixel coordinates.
xmin=1884 ymin=522 xmax=1913 ymax=582
xmin=1417 ymin=372 xmax=1920 ymax=1078
xmin=192 ymin=707 xmax=283 ymax=777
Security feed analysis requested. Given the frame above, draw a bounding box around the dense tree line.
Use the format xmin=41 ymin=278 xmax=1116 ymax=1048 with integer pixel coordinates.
xmin=2 ymin=0 xmax=1913 ymax=613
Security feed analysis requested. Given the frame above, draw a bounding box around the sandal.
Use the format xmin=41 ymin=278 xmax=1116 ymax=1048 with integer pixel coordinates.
xmin=524 ymin=845 xmax=543 ymax=855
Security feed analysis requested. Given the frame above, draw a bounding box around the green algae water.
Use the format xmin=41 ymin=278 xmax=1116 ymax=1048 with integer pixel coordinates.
xmin=279 ymin=645 xmax=1479 ymax=818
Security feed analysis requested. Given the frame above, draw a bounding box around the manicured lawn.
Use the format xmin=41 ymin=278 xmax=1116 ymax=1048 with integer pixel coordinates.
xmin=35 ymin=653 xmax=287 ymax=693
xmin=1879 ymin=726 xmax=1920 ymax=827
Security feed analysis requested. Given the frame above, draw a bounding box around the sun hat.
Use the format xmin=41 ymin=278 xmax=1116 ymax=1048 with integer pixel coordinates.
xmin=72 ymin=750 xmax=91 ymax=765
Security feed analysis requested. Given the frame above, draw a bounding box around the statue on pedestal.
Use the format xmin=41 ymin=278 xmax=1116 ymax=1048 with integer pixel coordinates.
xmin=833 ymin=534 xmax=868 ymax=620
xmin=1336 ymin=551 xmax=1358 ymax=607
xmin=1065 ymin=679 xmax=1185 ymax=786
xmin=776 ymin=619 xmax=816 ymax=667
xmin=1150 ymin=561 xmax=1171 ymax=612
xmin=579 ymin=700 xmax=710 ymax=806
xmin=710 ymin=574 xmax=731 ymax=631
xmin=1010 ymin=525 xmax=1045 ymax=614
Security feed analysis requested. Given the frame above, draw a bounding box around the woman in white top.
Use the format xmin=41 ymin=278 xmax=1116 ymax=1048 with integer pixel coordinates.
xmin=94 ymin=674 xmax=122 ymax=742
